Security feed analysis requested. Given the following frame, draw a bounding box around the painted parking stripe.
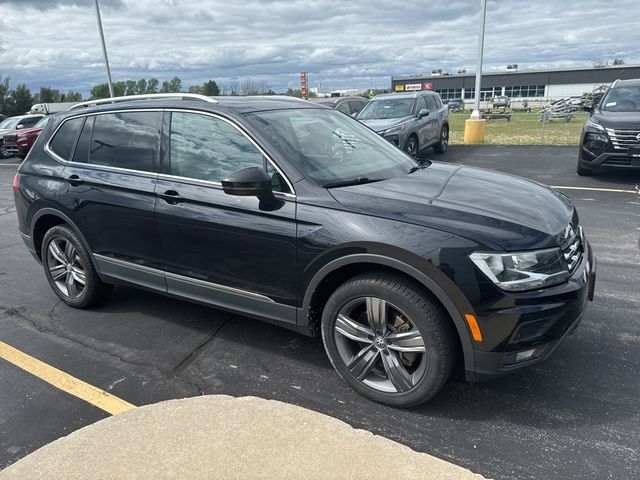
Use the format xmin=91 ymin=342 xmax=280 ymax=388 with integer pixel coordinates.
xmin=0 ymin=164 xmax=21 ymax=166
xmin=551 ymin=185 xmax=638 ymax=194
xmin=0 ymin=340 xmax=135 ymax=415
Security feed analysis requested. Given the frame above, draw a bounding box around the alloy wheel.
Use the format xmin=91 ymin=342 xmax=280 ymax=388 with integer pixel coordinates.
xmin=47 ymin=237 xmax=86 ymax=299
xmin=406 ymin=138 xmax=418 ymax=157
xmin=333 ymin=297 xmax=427 ymax=393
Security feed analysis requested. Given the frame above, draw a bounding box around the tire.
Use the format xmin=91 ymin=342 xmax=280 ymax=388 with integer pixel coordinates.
xmin=41 ymin=224 xmax=113 ymax=308
xmin=576 ymin=160 xmax=594 ymax=176
xmin=321 ymin=272 xmax=456 ymax=408
xmin=0 ymin=142 xmax=8 ymax=159
xmin=405 ymin=135 xmax=419 ymax=157
xmin=433 ymin=125 xmax=449 ymax=154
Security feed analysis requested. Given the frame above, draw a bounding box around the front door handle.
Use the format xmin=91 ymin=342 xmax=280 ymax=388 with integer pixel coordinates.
xmin=161 ymin=189 xmax=184 ymax=205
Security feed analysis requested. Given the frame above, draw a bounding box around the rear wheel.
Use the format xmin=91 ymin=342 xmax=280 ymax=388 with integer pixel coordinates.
xmin=433 ymin=125 xmax=449 ymax=154
xmin=42 ymin=225 xmax=112 ymax=308
xmin=0 ymin=142 xmax=8 ymax=159
xmin=321 ymin=272 xmax=456 ymax=408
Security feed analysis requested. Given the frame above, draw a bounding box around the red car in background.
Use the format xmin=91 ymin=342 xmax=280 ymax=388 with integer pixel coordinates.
xmin=2 ymin=116 xmax=51 ymax=158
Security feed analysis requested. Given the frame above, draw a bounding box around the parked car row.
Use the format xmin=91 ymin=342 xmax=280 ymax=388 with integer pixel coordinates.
xmin=0 ymin=114 xmax=46 ymax=158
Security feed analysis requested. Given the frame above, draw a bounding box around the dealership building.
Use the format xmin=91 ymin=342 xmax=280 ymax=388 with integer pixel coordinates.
xmin=391 ymin=65 xmax=640 ymax=101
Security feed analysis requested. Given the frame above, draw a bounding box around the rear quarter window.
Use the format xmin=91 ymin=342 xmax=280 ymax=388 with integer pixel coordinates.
xmin=49 ymin=117 xmax=84 ymax=161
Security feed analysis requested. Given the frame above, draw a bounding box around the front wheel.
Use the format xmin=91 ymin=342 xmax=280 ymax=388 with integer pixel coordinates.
xmin=0 ymin=142 xmax=8 ymax=159
xmin=405 ymin=135 xmax=419 ymax=157
xmin=321 ymin=272 xmax=456 ymax=408
xmin=433 ymin=125 xmax=449 ymax=154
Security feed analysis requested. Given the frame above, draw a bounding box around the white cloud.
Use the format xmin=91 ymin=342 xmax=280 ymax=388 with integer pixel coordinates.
xmin=0 ymin=0 xmax=638 ymax=95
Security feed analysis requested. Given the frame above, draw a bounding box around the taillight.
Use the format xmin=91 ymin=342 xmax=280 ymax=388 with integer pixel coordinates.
xmin=12 ymin=173 xmax=20 ymax=194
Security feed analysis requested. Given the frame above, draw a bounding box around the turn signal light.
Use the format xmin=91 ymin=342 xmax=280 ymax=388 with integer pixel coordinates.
xmin=464 ymin=313 xmax=483 ymax=342
xmin=12 ymin=173 xmax=20 ymax=194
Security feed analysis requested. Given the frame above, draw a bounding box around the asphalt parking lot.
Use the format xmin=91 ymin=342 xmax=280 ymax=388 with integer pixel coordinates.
xmin=1 ymin=145 xmax=639 ymax=479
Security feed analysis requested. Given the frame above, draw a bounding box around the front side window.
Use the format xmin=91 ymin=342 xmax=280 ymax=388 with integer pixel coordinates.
xmin=244 ymin=108 xmax=416 ymax=186
xmin=336 ymin=102 xmax=350 ymax=114
xmin=170 ymin=112 xmax=265 ymax=183
xmin=89 ymin=111 xmax=162 ymax=172
xmin=49 ymin=117 xmax=84 ymax=161
xmin=0 ymin=117 xmax=20 ymax=130
xmin=20 ymin=117 xmax=42 ymax=128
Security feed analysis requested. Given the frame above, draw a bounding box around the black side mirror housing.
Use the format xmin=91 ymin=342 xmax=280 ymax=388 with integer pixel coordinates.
xmin=583 ymin=103 xmax=594 ymax=113
xmin=418 ymin=108 xmax=430 ymax=118
xmin=222 ymin=167 xmax=272 ymax=198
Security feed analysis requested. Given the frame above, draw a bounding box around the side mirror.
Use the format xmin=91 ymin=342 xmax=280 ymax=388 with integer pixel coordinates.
xmin=16 ymin=124 xmax=24 ymax=129
xmin=418 ymin=108 xmax=430 ymax=118
xmin=222 ymin=167 xmax=272 ymax=198
xmin=583 ymin=103 xmax=594 ymax=113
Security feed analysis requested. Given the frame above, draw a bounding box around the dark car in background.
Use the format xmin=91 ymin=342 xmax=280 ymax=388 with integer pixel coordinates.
xmin=0 ymin=114 xmax=45 ymax=158
xmin=311 ymin=96 xmax=369 ymax=117
xmin=577 ymin=78 xmax=640 ymax=175
xmin=14 ymin=93 xmax=595 ymax=408
xmin=447 ymin=98 xmax=465 ymax=112
xmin=2 ymin=116 xmax=51 ymax=158
xmin=357 ymin=91 xmax=449 ymax=157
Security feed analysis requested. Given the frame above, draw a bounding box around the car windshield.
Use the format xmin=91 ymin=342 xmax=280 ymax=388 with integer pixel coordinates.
xmin=244 ymin=108 xmax=417 ymax=186
xmin=600 ymin=85 xmax=640 ymax=112
xmin=34 ymin=116 xmax=50 ymax=128
xmin=357 ymin=98 xmax=414 ymax=120
xmin=0 ymin=117 xmax=20 ymax=130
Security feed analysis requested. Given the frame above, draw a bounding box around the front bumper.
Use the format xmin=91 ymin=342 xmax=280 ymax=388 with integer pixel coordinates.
xmin=466 ymin=241 xmax=596 ymax=381
xmin=3 ymin=143 xmax=27 ymax=156
xmin=579 ymin=145 xmax=640 ymax=170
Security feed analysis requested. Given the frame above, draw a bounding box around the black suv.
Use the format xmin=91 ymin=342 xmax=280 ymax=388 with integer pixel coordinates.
xmin=14 ymin=94 xmax=596 ymax=407
xmin=578 ymin=78 xmax=640 ymax=175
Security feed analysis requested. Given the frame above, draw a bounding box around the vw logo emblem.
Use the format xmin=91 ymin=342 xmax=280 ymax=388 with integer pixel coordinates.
xmin=636 ymin=133 xmax=640 ymax=142
xmin=374 ymin=337 xmax=386 ymax=350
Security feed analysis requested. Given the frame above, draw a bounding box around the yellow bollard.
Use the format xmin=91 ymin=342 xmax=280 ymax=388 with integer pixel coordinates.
xmin=463 ymin=119 xmax=487 ymax=144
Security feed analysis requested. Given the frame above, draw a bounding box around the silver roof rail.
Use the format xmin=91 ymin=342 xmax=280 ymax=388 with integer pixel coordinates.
xmin=611 ymin=79 xmax=621 ymax=88
xmin=67 ymin=93 xmax=218 ymax=111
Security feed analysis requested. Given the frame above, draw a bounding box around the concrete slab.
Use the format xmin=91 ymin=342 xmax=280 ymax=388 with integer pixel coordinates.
xmin=0 ymin=395 xmax=485 ymax=480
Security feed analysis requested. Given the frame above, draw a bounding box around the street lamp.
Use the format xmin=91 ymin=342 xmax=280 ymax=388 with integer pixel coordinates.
xmin=470 ymin=0 xmax=487 ymax=120
xmin=94 ymin=0 xmax=114 ymax=98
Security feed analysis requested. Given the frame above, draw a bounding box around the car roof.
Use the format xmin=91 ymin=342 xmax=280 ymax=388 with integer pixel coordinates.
xmin=311 ymin=96 xmax=369 ymax=105
xmin=7 ymin=114 xmax=44 ymax=120
xmin=371 ymin=91 xmax=434 ymax=101
xmin=64 ymin=95 xmax=323 ymax=117
xmin=613 ymin=78 xmax=640 ymax=87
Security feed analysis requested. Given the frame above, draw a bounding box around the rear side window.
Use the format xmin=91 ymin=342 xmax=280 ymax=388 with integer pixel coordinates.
xmin=89 ymin=112 xmax=162 ymax=172
xmin=20 ymin=117 xmax=42 ymax=128
xmin=72 ymin=116 xmax=94 ymax=163
xmin=425 ymin=95 xmax=438 ymax=111
xmin=49 ymin=117 xmax=84 ymax=161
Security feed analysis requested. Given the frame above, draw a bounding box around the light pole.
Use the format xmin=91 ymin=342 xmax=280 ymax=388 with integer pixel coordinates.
xmin=470 ymin=0 xmax=487 ymax=120
xmin=94 ymin=0 xmax=114 ymax=98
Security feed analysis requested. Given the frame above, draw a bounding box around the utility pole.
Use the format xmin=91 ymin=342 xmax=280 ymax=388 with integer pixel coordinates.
xmin=470 ymin=0 xmax=487 ymax=119
xmin=94 ymin=0 xmax=114 ymax=98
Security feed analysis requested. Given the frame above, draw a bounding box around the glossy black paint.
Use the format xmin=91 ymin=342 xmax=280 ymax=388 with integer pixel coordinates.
xmin=14 ymin=96 xmax=594 ymax=382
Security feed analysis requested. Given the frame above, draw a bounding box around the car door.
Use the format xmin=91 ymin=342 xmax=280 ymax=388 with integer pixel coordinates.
xmin=154 ymin=110 xmax=298 ymax=327
xmin=424 ymin=95 xmax=441 ymax=144
xmin=58 ymin=110 xmax=166 ymax=290
xmin=413 ymin=95 xmax=432 ymax=148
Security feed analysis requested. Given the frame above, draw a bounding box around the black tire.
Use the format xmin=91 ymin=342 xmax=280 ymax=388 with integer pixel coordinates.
xmin=321 ymin=272 xmax=456 ymax=408
xmin=405 ymin=135 xmax=419 ymax=157
xmin=433 ymin=125 xmax=449 ymax=154
xmin=41 ymin=224 xmax=113 ymax=308
xmin=576 ymin=160 xmax=593 ymax=176
xmin=0 ymin=141 xmax=8 ymax=159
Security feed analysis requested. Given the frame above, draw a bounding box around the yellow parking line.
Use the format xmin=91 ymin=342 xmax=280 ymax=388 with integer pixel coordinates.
xmin=551 ymin=185 xmax=638 ymax=194
xmin=0 ymin=340 xmax=135 ymax=415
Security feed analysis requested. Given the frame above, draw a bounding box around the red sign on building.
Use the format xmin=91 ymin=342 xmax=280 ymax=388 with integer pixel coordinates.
xmin=423 ymin=82 xmax=433 ymax=90
xmin=300 ymin=72 xmax=308 ymax=100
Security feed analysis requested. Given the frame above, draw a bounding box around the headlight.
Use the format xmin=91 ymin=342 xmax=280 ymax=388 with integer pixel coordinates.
xmin=381 ymin=124 xmax=405 ymax=135
xmin=469 ymin=249 xmax=569 ymax=292
xmin=585 ymin=118 xmax=605 ymax=132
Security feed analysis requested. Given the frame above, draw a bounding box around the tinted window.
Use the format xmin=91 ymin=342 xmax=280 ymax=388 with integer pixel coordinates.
xmin=416 ymin=96 xmax=427 ymax=112
xmin=89 ymin=112 xmax=162 ymax=172
xmin=336 ymin=102 xmax=350 ymax=114
xmin=351 ymin=101 xmax=367 ymax=115
xmin=49 ymin=117 xmax=84 ymax=160
xmin=20 ymin=117 xmax=41 ymax=128
xmin=170 ymin=112 xmax=265 ymax=183
xmin=425 ymin=95 xmax=438 ymax=111
xmin=72 ymin=116 xmax=93 ymax=163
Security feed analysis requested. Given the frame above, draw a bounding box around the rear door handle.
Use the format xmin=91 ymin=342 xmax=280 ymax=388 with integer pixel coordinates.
xmin=67 ymin=174 xmax=83 ymax=186
xmin=160 ymin=189 xmax=184 ymax=205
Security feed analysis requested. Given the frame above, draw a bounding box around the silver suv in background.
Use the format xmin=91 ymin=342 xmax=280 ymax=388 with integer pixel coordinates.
xmin=356 ymin=91 xmax=449 ymax=157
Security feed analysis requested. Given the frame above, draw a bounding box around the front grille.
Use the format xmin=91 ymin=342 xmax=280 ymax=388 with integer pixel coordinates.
xmin=562 ymin=225 xmax=584 ymax=273
xmin=3 ymin=134 xmax=18 ymax=142
xmin=604 ymin=157 xmax=631 ymax=166
xmin=605 ymin=127 xmax=640 ymax=151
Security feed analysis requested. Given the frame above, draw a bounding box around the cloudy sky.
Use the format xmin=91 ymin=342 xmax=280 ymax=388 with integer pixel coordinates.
xmin=0 ymin=0 xmax=637 ymax=95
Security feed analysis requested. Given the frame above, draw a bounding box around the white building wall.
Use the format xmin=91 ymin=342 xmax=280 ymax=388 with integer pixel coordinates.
xmin=546 ymin=83 xmax=609 ymax=100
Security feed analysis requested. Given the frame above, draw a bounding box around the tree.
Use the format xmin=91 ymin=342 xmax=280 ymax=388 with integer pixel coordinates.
xmin=161 ymin=76 xmax=182 ymax=93
xmin=39 ymin=87 xmax=60 ymax=103
xmin=0 ymin=76 xmax=11 ymax=114
xmin=125 ymin=80 xmax=137 ymax=96
xmin=64 ymin=90 xmax=83 ymax=102
xmin=187 ymin=85 xmax=204 ymax=94
xmin=90 ymin=83 xmax=110 ymax=99
xmin=11 ymin=84 xmax=33 ymax=115
xmin=202 ymin=80 xmax=219 ymax=96
xmin=147 ymin=78 xmax=159 ymax=93
xmin=136 ymin=79 xmax=147 ymax=95
xmin=286 ymin=88 xmax=302 ymax=98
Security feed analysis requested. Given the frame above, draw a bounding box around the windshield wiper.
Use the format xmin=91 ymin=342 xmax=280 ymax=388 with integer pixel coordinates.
xmin=407 ymin=162 xmax=431 ymax=174
xmin=322 ymin=177 xmax=385 ymax=188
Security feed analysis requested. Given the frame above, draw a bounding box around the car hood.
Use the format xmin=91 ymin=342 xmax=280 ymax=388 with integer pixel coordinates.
xmin=0 ymin=128 xmax=13 ymax=137
xmin=8 ymin=126 xmax=43 ymax=137
xmin=359 ymin=116 xmax=413 ymax=133
xmin=328 ymin=162 xmax=574 ymax=251
xmin=592 ymin=110 xmax=640 ymax=129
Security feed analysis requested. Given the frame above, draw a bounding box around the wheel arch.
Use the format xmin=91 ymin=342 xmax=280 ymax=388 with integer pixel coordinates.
xmin=297 ymin=254 xmax=475 ymax=373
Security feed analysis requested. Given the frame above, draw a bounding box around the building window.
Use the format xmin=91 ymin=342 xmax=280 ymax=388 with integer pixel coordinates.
xmin=505 ymin=85 xmax=545 ymax=98
xmin=435 ymin=88 xmax=462 ymax=100
xmin=464 ymin=88 xmax=475 ymax=99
